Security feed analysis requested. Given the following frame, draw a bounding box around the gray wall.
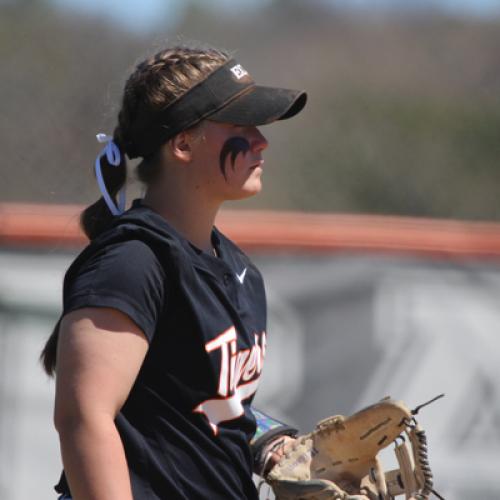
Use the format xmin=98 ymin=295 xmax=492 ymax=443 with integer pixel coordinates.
xmin=1 ymin=250 xmax=499 ymax=499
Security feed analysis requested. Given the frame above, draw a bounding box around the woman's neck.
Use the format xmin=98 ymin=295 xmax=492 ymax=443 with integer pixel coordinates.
xmin=143 ymin=185 xmax=221 ymax=253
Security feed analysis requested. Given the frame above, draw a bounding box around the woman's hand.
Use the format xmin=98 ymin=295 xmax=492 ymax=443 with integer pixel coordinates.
xmin=262 ymin=435 xmax=296 ymax=475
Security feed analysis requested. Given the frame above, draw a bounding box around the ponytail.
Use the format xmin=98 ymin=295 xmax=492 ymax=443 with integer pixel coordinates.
xmin=40 ymin=130 xmax=127 ymax=377
xmin=40 ymin=320 xmax=60 ymax=376
xmin=81 ymin=130 xmax=127 ymax=241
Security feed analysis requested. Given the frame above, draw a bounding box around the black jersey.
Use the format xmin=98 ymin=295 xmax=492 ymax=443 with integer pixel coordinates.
xmin=54 ymin=199 xmax=267 ymax=500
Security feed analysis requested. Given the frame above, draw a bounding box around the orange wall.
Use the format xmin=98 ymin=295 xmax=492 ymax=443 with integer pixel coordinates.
xmin=2 ymin=203 xmax=500 ymax=259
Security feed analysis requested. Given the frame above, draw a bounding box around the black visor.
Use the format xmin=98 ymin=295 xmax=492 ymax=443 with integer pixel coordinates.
xmin=126 ymin=59 xmax=307 ymax=159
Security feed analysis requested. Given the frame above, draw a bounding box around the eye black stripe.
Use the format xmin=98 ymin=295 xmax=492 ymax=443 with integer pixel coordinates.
xmin=219 ymin=137 xmax=250 ymax=178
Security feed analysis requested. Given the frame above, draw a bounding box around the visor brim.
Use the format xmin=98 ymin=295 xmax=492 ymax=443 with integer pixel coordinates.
xmin=208 ymin=85 xmax=307 ymax=126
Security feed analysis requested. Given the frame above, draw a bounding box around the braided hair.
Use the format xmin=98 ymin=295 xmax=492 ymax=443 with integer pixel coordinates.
xmin=81 ymin=45 xmax=229 ymax=241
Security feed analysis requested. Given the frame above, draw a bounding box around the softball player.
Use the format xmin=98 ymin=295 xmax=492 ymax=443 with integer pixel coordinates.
xmin=41 ymin=45 xmax=306 ymax=499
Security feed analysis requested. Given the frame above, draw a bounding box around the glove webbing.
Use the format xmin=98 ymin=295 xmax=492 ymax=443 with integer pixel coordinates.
xmin=394 ymin=440 xmax=418 ymax=497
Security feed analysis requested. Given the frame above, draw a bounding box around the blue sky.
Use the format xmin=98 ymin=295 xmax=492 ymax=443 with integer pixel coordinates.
xmin=49 ymin=0 xmax=500 ymax=33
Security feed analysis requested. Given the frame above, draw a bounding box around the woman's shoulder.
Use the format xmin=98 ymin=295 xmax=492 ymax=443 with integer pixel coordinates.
xmin=71 ymin=204 xmax=184 ymax=270
xmin=64 ymin=211 xmax=178 ymax=288
xmin=89 ymin=239 xmax=161 ymax=265
xmin=64 ymin=239 xmax=165 ymax=290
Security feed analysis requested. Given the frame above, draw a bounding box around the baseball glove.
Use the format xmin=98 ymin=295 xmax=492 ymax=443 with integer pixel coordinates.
xmin=265 ymin=396 xmax=443 ymax=500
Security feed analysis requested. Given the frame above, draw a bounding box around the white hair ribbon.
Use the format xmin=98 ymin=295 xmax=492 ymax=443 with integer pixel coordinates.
xmin=94 ymin=133 xmax=126 ymax=216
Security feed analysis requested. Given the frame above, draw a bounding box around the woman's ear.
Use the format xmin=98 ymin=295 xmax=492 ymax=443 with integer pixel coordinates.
xmin=169 ymin=131 xmax=193 ymax=163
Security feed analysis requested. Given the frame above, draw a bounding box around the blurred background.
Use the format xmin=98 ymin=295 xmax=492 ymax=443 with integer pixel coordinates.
xmin=3 ymin=0 xmax=500 ymax=217
xmin=1 ymin=0 xmax=500 ymax=498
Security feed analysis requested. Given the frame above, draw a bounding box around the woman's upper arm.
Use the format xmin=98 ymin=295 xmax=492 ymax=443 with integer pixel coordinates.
xmin=54 ymin=307 xmax=149 ymax=428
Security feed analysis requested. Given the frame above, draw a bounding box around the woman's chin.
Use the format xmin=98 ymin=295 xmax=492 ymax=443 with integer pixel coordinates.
xmin=242 ymin=178 xmax=263 ymax=197
xmin=225 ymin=183 xmax=262 ymax=201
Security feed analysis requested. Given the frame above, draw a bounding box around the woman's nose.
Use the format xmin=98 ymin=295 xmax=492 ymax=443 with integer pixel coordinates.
xmin=251 ymin=127 xmax=269 ymax=153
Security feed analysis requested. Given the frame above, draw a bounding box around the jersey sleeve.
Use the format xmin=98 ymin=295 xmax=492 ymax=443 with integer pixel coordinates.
xmin=64 ymin=240 xmax=166 ymax=342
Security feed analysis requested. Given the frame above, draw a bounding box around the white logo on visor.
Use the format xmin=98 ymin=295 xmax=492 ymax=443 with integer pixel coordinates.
xmin=230 ymin=64 xmax=249 ymax=80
